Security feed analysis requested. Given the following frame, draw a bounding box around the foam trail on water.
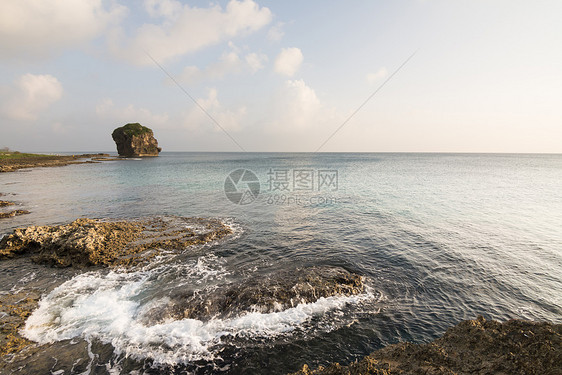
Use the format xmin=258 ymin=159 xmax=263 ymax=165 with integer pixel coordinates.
xmin=23 ymin=256 xmax=371 ymax=365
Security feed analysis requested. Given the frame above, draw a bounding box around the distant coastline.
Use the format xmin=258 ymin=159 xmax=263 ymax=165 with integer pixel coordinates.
xmin=0 ymin=151 xmax=118 ymax=173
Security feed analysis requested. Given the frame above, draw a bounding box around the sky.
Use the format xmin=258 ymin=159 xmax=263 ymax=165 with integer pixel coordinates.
xmin=0 ymin=0 xmax=561 ymax=153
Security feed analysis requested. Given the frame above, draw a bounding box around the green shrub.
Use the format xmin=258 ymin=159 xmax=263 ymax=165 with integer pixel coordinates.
xmin=116 ymin=123 xmax=152 ymax=137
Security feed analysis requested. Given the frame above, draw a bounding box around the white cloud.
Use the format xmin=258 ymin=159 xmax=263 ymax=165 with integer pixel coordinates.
xmin=112 ymin=0 xmax=272 ymax=65
xmin=183 ymin=89 xmax=246 ymax=132
xmin=1 ymin=74 xmax=63 ymax=121
xmin=366 ymin=67 xmax=388 ymax=84
xmin=267 ymin=22 xmax=285 ymax=41
xmin=96 ymin=98 xmax=169 ymax=127
xmin=0 ymin=0 xmax=126 ymax=60
xmin=181 ymin=49 xmax=267 ymax=83
xmin=180 ymin=66 xmax=203 ymax=83
xmin=282 ymin=79 xmax=322 ymax=124
xmin=181 ymin=51 xmax=242 ymax=83
xmin=269 ymin=79 xmax=337 ymax=132
xmin=245 ymin=52 xmax=268 ymax=73
xmin=144 ymin=0 xmax=182 ymax=18
xmin=274 ymin=47 xmax=303 ymax=77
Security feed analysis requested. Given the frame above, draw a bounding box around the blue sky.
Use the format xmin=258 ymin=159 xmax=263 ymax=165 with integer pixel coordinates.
xmin=1 ymin=0 xmax=561 ymax=153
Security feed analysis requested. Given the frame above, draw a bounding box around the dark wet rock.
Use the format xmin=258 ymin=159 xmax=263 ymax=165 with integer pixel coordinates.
xmin=112 ymin=123 xmax=162 ymax=157
xmin=292 ymin=316 xmax=562 ymax=375
xmin=78 ymin=153 xmax=110 ymax=158
xmin=145 ymin=266 xmax=364 ymax=322
xmin=91 ymin=157 xmax=122 ymax=161
xmin=0 ymin=217 xmax=231 ymax=268
xmin=0 ymin=210 xmax=30 ymax=219
xmin=0 ymin=336 xmax=91 ymax=374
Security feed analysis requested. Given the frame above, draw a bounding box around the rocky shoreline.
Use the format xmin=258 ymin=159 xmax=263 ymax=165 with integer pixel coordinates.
xmin=292 ymin=316 xmax=561 ymax=375
xmin=1 ymin=218 xmax=560 ymax=373
xmin=0 ymin=153 xmax=113 ymax=173
xmin=0 ymin=218 xmax=371 ymax=371
xmin=0 ymin=217 xmax=233 ymax=268
xmin=0 ymin=216 xmax=233 ymax=359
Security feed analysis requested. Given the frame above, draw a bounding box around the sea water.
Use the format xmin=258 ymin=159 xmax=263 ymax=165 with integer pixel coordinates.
xmin=1 ymin=152 xmax=561 ymax=374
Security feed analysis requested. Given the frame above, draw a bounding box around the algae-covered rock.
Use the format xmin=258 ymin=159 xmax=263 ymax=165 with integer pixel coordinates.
xmin=0 ymin=217 xmax=231 ymax=268
xmin=0 ymin=292 xmax=40 ymax=357
xmin=111 ymin=123 xmax=162 ymax=157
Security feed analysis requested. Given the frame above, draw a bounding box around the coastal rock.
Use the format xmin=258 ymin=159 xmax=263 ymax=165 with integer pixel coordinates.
xmin=0 ymin=210 xmax=30 ymax=219
xmin=111 ymin=123 xmax=162 ymax=157
xmin=292 ymin=316 xmax=562 ymax=375
xmin=0 ymin=217 xmax=231 ymax=268
xmin=144 ymin=266 xmax=364 ymax=322
xmin=0 ymin=199 xmax=28 ymax=220
xmin=0 ymin=292 xmax=39 ymax=357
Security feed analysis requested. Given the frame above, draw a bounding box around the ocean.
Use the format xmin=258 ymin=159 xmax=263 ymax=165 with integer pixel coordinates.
xmin=1 ymin=152 xmax=561 ymax=374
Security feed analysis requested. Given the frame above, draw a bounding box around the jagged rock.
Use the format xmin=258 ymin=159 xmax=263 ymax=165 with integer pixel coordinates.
xmin=0 ymin=217 xmax=231 ymax=268
xmin=292 ymin=316 xmax=562 ymax=375
xmin=111 ymin=123 xmax=162 ymax=157
xmin=144 ymin=266 xmax=364 ymax=322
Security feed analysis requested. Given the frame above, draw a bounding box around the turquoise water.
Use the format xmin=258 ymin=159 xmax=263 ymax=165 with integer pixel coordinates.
xmin=1 ymin=153 xmax=561 ymax=374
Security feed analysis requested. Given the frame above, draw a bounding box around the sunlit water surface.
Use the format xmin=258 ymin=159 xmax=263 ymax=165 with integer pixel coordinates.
xmin=1 ymin=153 xmax=561 ymax=374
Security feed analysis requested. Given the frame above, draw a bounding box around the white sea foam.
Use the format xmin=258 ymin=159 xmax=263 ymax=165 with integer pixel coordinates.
xmin=23 ymin=256 xmax=371 ymax=365
xmin=220 ymin=217 xmax=244 ymax=240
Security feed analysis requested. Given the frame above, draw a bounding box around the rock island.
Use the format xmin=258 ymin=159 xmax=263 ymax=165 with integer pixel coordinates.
xmin=111 ymin=123 xmax=162 ymax=157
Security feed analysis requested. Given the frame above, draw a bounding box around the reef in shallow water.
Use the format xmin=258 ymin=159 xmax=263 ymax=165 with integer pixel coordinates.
xmin=144 ymin=265 xmax=364 ymax=322
xmin=292 ymin=316 xmax=562 ymax=375
xmin=0 ymin=216 xmax=232 ymax=268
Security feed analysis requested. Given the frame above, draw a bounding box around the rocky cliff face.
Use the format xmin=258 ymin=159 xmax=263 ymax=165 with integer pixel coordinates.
xmin=111 ymin=123 xmax=162 ymax=157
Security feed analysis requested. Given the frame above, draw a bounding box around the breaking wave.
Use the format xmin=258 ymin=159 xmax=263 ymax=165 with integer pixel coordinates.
xmin=23 ymin=254 xmax=376 ymax=366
